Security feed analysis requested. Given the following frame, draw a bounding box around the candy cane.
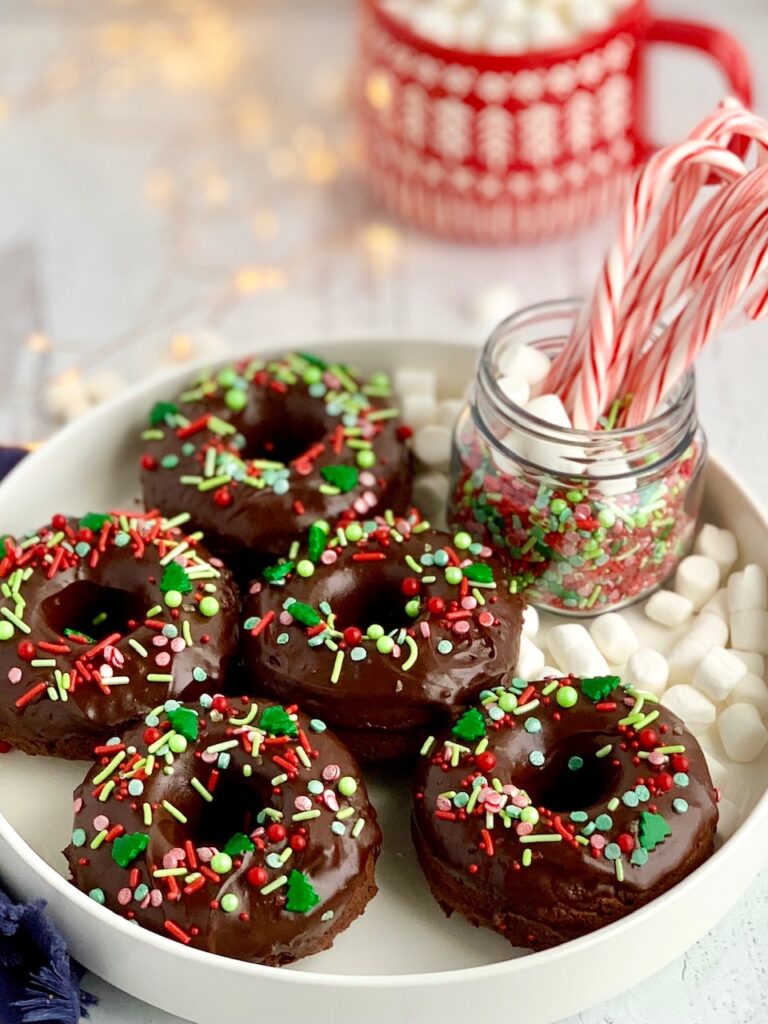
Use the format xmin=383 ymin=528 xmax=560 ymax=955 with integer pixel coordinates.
xmin=623 ymin=216 xmax=768 ymax=426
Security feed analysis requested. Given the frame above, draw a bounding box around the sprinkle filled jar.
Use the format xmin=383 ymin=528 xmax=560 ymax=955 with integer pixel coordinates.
xmin=449 ymin=300 xmax=707 ymax=615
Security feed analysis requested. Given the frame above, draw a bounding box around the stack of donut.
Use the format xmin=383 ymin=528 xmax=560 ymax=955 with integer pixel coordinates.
xmin=0 ymin=350 xmax=718 ymax=966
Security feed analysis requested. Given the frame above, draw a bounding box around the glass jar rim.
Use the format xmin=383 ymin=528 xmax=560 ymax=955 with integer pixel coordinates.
xmin=481 ymin=297 xmax=696 ymax=446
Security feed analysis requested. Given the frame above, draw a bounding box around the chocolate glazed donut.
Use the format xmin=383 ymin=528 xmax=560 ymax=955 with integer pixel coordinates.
xmin=140 ymin=352 xmax=412 ymax=570
xmin=242 ymin=512 xmax=525 ymax=762
xmin=0 ymin=512 xmax=239 ymax=760
xmin=412 ymin=674 xmax=718 ymax=949
xmin=66 ymin=696 xmax=381 ymax=965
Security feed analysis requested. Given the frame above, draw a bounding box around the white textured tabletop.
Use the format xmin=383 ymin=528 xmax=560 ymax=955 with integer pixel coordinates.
xmin=0 ymin=0 xmax=767 ymax=1021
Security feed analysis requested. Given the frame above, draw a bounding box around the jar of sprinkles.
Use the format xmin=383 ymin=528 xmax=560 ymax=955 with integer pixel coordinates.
xmin=449 ymin=300 xmax=707 ymax=614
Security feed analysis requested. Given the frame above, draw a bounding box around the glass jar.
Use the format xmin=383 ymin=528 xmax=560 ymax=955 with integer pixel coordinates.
xmin=449 ymin=300 xmax=707 ymax=615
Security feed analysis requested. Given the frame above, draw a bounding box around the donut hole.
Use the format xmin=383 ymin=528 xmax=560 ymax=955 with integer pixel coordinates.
xmin=239 ymin=406 xmax=329 ymax=466
xmin=41 ymin=580 xmax=147 ymax=642
xmin=331 ymin=579 xmax=410 ymax=636
xmin=527 ymin=734 xmax=621 ymax=813
xmin=196 ymin=774 xmax=265 ymax=850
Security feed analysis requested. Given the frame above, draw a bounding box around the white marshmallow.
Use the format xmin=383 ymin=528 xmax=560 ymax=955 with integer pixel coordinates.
xmin=625 ymin=648 xmax=669 ymax=698
xmin=645 ymin=590 xmax=694 ymax=628
xmin=674 ymin=555 xmax=720 ymax=611
xmin=686 ymin=613 xmax=729 ymax=649
xmin=729 ymin=610 xmax=768 ymax=654
xmin=667 ymin=635 xmax=709 ymax=685
xmin=704 ymin=752 xmax=729 ymax=790
xmin=547 ymin=624 xmax=609 ymax=677
xmin=413 ymin=424 xmax=452 ymax=468
xmin=497 ymin=344 xmax=551 ymax=387
xmin=716 ymin=797 xmax=740 ymax=840
xmin=412 ymin=472 xmax=449 ymax=526
xmin=694 ymin=524 xmax=738 ymax=580
xmin=505 ymin=394 xmax=584 ymax=475
xmin=437 ymin=399 xmax=463 ymax=430
xmin=718 ymin=702 xmax=768 ymax=762
xmin=515 ymin=634 xmax=546 ymax=682
xmin=729 ymin=650 xmax=765 ymax=677
xmin=393 ymin=367 xmax=437 ymax=400
xmin=589 ymin=613 xmax=639 ymax=664
xmin=691 ymin=647 xmax=747 ymax=703
xmin=592 ymin=459 xmax=637 ymax=497
xmin=498 ymin=376 xmax=530 ymax=407
xmin=400 ymin=392 xmax=438 ymax=431
xmin=524 ymin=393 xmax=572 ymax=428
xmin=661 ymin=684 xmax=716 ymax=734
xmin=700 ymin=588 xmax=729 ymax=621
xmin=522 ymin=605 xmax=539 ymax=639
xmin=727 ymin=564 xmax=768 ymax=613
xmin=727 ymin=673 xmax=768 ymax=718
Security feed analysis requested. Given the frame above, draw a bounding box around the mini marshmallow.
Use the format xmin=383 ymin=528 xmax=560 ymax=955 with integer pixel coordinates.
xmin=645 ymin=590 xmax=694 ymax=628
xmin=675 ymin=555 xmax=720 ymax=611
xmin=700 ymin=588 xmax=729 ymax=621
xmin=413 ymin=424 xmax=452 ymax=468
xmin=515 ymin=634 xmax=546 ymax=682
xmin=729 ymin=650 xmax=765 ymax=677
xmin=625 ymin=648 xmax=669 ymax=698
xmin=522 ymin=605 xmax=539 ymax=639
xmin=661 ymin=684 xmax=716 ymax=735
xmin=437 ymin=399 xmax=463 ymax=429
xmin=497 ymin=344 xmax=550 ymax=387
xmin=667 ymin=635 xmax=709 ymax=686
xmin=547 ymin=624 xmax=609 ymax=677
xmin=412 ymin=472 xmax=449 ymax=526
xmin=727 ymin=673 xmax=768 ymax=718
xmin=589 ymin=612 xmax=639 ymax=664
xmin=718 ymin=702 xmax=768 ymax=763
xmin=686 ymin=612 xmax=729 ymax=649
xmin=716 ymin=797 xmax=740 ymax=840
xmin=400 ymin=392 xmax=438 ymax=431
xmin=704 ymin=751 xmax=729 ymax=790
xmin=498 ymin=376 xmax=530 ymax=407
xmin=691 ymin=647 xmax=747 ymax=703
xmin=504 ymin=394 xmax=584 ymax=474
xmin=393 ymin=367 xmax=437 ymax=400
xmin=694 ymin=524 xmax=738 ymax=580
xmin=729 ymin=610 xmax=768 ymax=654
xmin=727 ymin=564 xmax=768 ymax=613
xmin=524 ymin=393 xmax=571 ymax=428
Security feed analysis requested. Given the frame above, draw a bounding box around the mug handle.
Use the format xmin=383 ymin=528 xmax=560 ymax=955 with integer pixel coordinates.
xmin=638 ymin=17 xmax=753 ymax=159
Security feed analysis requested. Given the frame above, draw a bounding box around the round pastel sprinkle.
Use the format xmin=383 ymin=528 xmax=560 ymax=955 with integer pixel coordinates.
xmin=567 ymin=755 xmax=584 ymax=771
xmin=528 ymin=750 xmax=545 ymax=767
xmin=210 ymin=852 xmax=232 ymax=875
xmin=277 ymin=632 xmax=290 ymax=645
xmin=350 ymin=647 xmax=367 ymax=662
xmin=673 ymin=772 xmax=690 ymax=788
xmin=0 ymin=622 xmax=14 ymax=642
xmin=169 ymin=735 xmax=188 ymax=754
xmin=244 ymin=617 xmax=258 ymax=630
xmin=221 ymin=893 xmax=239 ymax=912
xmin=199 ymin=596 xmax=220 ymax=618
xmin=604 ymin=843 xmax=621 ymax=860
xmin=622 ymin=790 xmax=639 ymax=808
xmin=453 ymin=531 xmax=472 ymax=550
xmin=556 ymin=685 xmax=578 ymax=708
xmin=673 ymin=798 xmax=689 ymax=814
xmin=338 ymin=776 xmax=357 ymax=797
xmin=437 ymin=639 xmax=453 ymax=655
xmin=524 ymin=717 xmax=541 ymax=733
xmin=445 ymin=567 xmax=463 ymax=585
xmin=635 ymin=785 xmax=651 ymax=801
xmin=71 ymin=828 xmax=86 ymax=847
xmin=595 ymin=814 xmax=613 ymax=830
xmin=88 ymin=888 xmax=106 ymax=904
xmin=376 ymin=635 xmax=395 ymax=655
xmin=128 ymin=780 xmax=144 ymax=797
xmin=367 ymin=624 xmax=384 ymax=640
xmin=296 ymin=560 xmax=314 ymax=578
xmin=499 ymin=693 xmax=518 ymax=713
xmin=520 ymin=806 xmax=539 ymax=824
xmin=309 ymin=719 xmax=327 ymax=733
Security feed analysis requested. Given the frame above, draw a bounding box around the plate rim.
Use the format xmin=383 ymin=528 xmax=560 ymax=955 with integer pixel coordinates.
xmin=1 ymin=334 xmax=767 ymax=990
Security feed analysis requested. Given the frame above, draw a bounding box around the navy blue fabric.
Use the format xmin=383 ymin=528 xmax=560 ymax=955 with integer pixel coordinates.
xmin=0 ymin=445 xmax=94 ymax=1023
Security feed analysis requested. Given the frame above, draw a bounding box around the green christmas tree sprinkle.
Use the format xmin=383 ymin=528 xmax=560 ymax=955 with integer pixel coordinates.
xmin=452 ymin=707 xmax=487 ymax=743
xmin=288 ymin=601 xmax=322 ymax=627
xmin=285 ymin=870 xmax=320 ymax=914
xmin=160 ymin=562 xmax=193 ymax=595
xmin=462 ymin=563 xmax=494 ymax=584
xmin=79 ymin=513 xmax=112 ymax=533
xmin=223 ymin=832 xmax=255 ymax=857
xmin=320 ymin=465 xmax=359 ymax=493
xmin=308 ymin=523 xmax=328 ymax=562
xmin=167 ymin=707 xmax=199 ymax=741
xmin=638 ymin=811 xmax=671 ymax=851
xmin=581 ymin=676 xmax=621 ymax=703
xmin=111 ymin=832 xmax=150 ymax=868
xmin=263 ymin=561 xmax=295 ymax=583
xmin=149 ymin=401 xmax=179 ymax=427
xmin=259 ymin=705 xmax=298 ymax=738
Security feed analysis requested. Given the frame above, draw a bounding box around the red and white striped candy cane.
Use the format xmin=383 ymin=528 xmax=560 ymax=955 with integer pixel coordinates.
xmin=623 ymin=215 xmax=768 ymax=426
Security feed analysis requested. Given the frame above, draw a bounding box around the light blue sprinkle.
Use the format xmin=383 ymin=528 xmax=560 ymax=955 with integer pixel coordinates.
xmin=244 ymin=617 xmax=259 ymax=630
xmin=420 ymin=554 xmax=435 ymax=566
xmin=453 ymin=792 xmax=469 ymax=808
xmin=308 ymin=383 xmax=327 ymax=398
xmin=605 ymin=843 xmax=621 ymax=860
xmin=88 ymin=888 xmax=106 ymax=904
xmin=162 ymin=625 xmax=179 ymax=639
xmin=114 ymin=532 xmax=130 ymax=547
xmin=128 ymin=780 xmax=144 ymax=797
xmin=469 ymin=543 xmax=483 ymax=555
xmin=673 ymin=772 xmax=689 ymax=788
xmin=273 ymin=479 xmax=289 ymax=495
xmin=524 ymin=718 xmax=541 ymax=734
xmin=622 ymin=791 xmax=639 ymax=808
xmin=134 ymin=884 xmax=149 ymax=902
xmin=635 ymin=785 xmax=651 ymax=801
xmin=673 ymin=798 xmax=689 ymax=814
xmin=631 ymin=847 xmax=649 ymax=867
xmin=217 ymin=752 xmax=231 ymax=770
xmin=331 ymin=821 xmax=346 ymax=836
xmin=570 ymin=811 xmax=588 ymax=823
xmin=309 ymin=719 xmax=327 ymax=733
xmin=433 ymin=550 xmax=449 ymax=567
xmin=488 ymin=705 xmax=505 ymax=721
xmin=437 ymin=640 xmax=453 ymax=655
xmin=182 ymin=442 xmax=196 ymax=457
xmin=319 ymin=601 xmax=332 ymax=616
xmin=144 ymin=714 xmax=160 ymax=727
xmin=75 ymin=542 xmax=91 ymax=557
xmin=164 ymin=700 xmax=181 ymax=712
xmin=472 ymin=776 xmax=487 ymax=789
xmin=595 ymin=814 xmax=612 ymax=830
xmin=277 ymin=632 xmax=290 ymax=645
xmin=567 ymin=756 xmax=584 ymax=771
xmin=106 ymin=736 xmax=122 ymax=747
xmin=192 ymin=667 xmax=207 ymax=683
xmin=308 ymin=780 xmax=324 ymax=795
xmin=71 ymin=828 xmax=86 ymax=847
xmin=266 ymin=853 xmax=283 ymax=869
xmin=529 ymin=750 xmax=545 ymax=767
xmin=581 ymin=822 xmax=596 ymax=836
xmin=350 ymin=646 xmax=367 ymax=662
xmin=200 ymin=694 xmax=213 ymax=709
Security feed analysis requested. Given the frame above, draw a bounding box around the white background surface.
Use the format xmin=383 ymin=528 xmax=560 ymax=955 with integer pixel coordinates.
xmin=0 ymin=0 xmax=767 ymax=1020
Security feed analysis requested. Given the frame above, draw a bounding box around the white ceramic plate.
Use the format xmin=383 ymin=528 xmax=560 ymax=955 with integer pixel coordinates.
xmin=0 ymin=337 xmax=767 ymax=1024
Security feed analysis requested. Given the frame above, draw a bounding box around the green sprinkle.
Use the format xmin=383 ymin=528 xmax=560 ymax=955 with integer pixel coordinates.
xmin=259 ymin=704 xmax=298 ymax=737
xmin=320 ymin=465 xmax=359 ymax=493
xmin=160 ymin=562 xmax=193 ymax=595
xmin=111 ymin=832 xmax=149 ymax=868
xmin=452 ymin=708 xmax=486 ymax=742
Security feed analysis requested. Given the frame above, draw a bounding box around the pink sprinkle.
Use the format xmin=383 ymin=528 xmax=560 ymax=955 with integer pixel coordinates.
xmin=453 ymin=620 xmax=470 ymax=636
xmin=197 ymin=847 xmax=213 ymax=863
xmin=171 ymin=637 xmax=186 ymax=654
xmin=294 ymin=796 xmax=312 ymax=811
xmin=436 ymin=796 xmax=452 ymax=811
xmin=211 ymin=558 xmax=224 ymax=568
xmin=478 ymin=612 xmax=494 ymax=627
xmin=590 ymin=834 xmax=606 ymax=850
xmin=648 ymin=751 xmax=666 ymax=766
xmin=152 ymin=635 xmax=168 ymax=647
xmin=460 ymin=597 xmax=477 ymax=611
xmin=353 ymin=499 xmax=367 ymax=514
xmin=359 ymin=472 xmax=376 ymax=488
xmin=149 ymin=889 xmax=164 ymax=907
xmin=502 ymin=785 xmax=519 ymax=797
xmin=324 ymin=790 xmax=340 ymax=813
xmin=117 ymin=888 xmax=132 ymax=906
xmin=93 ymin=815 xmax=109 ymax=832
xmin=419 ymin=621 xmax=431 ymax=638
xmin=155 ymin=652 xmax=171 ymax=668
xmin=99 ymin=664 xmax=113 ymax=679
xmin=479 ymin=546 xmax=493 ymax=557
xmin=73 ymin=797 xmax=83 ymax=814
xmin=320 ymin=550 xmax=337 ymax=565
xmin=363 ymin=491 xmax=377 ymax=509
xmin=201 ymin=751 xmax=217 ymax=764
xmin=279 ymin=611 xmax=294 ymax=626
xmin=140 ymin=893 xmax=151 ymax=910
xmin=249 ymin=582 xmax=262 ymax=595
xmin=511 ymin=794 xmax=529 ymax=808
xmin=322 ymin=764 xmax=340 ymax=782
xmin=7 ymin=667 xmax=21 ymax=684
xmin=516 ymin=822 xmax=534 ymax=836
xmin=163 ymin=852 xmax=179 ymax=869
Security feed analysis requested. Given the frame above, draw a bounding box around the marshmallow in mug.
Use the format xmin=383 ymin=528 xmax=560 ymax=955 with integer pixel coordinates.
xmin=380 ymin=0 xmax=635 ymax=53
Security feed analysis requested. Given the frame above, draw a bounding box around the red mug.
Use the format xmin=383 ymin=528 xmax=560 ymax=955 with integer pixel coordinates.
xmin=357 ymin=0 xmax=753 ymax=243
